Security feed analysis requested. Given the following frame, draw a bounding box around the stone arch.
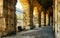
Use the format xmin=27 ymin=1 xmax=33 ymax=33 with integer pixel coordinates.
xmin=16 ymin=0 xmax=53 ymax=30
xmin=18 ymin=0 xmax=30 ymax=29
xmin=33 ymin=6 xmax=39 ymax=28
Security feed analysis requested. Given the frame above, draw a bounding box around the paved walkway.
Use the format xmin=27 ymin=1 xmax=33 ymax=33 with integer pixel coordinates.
xmin=3 ymin=26 xmax=54 ymax=38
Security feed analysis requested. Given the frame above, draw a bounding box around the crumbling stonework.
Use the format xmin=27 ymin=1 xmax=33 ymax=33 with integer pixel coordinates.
xmin=0 ymin=0 xmax=17 ymax=36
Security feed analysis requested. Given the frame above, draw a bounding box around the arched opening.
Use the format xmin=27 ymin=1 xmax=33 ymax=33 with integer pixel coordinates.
xmin=0 ymin=0 xmax=56 ymax=37
xmin=15 ymin=0 xmax=55 ymax=38
xmin=16 ymin=0 xmax=23 ymax=31
xmin=33 ymin=6 xmax=39 ymax=28
xmin=16 ymin=0 xmax=30 ymax=31
xmin=15 ymin=0 xmax=54 ymax=31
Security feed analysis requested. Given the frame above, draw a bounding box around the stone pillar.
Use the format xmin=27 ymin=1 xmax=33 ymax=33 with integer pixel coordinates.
xmin=41 ymin=11 xmax=44 ymax=27
xmin=55 ymin=0 xmax=60 ymax=38
xmin=54 ymin=0 xmax=58 ymax=38
xmin=29 ymin=5 xmax=34 ymax=29
xmin=0 ymin=0 xmax=17 ymax=36
xmin=38 ymin=7 xmax=41 ymax=27
xmin=44 ymin=9 xmax=46 ymax=26
xmin=6 ymin=0 xmax=17 ymax=34
xmin=28 ymin=0 xmax=34 ymax=29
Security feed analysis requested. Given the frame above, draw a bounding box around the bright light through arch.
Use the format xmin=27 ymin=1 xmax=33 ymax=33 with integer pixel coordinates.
xmin=16 ymin=0 xmax=22 ymax=10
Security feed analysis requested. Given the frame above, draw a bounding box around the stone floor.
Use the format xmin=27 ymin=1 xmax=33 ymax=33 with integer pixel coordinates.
xmin=3 ymin=26 xmax=54 ymax=38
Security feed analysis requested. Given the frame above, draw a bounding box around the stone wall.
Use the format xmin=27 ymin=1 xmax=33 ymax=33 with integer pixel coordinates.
xmin=55 ymin=0 xmax=60 ymax=38
xmin=0 ymin=0 xmax=16 ymax=36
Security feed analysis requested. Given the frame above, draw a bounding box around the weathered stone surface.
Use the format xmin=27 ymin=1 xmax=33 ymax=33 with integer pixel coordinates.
xmin=0 ymin=0 xmax=17 ymax=36
xmin=54 ymin=0 xmax=60 ymax=38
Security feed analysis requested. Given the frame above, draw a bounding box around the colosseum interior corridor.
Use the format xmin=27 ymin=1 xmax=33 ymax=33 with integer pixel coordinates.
xmin=16 ymin=0 xmax=53 ymax=31
xmin=0 ymin=0 xmax=57 ymax=38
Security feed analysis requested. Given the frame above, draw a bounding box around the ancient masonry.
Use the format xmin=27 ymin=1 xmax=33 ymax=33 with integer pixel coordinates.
xmin=18 ymin=0 xmax=53 ymax=30
xmin=19 ymin=0 xmax=30 ymax=29
xmin=0 ymin=0 xmax=17 ymax=36
xmin=55 ymin=0 xmax=60 ymax=38
xmin=19 ymin=0 xmax=52 ymax=29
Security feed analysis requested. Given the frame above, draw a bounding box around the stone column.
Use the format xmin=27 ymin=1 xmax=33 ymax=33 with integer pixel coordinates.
xmin=44 ymin=9 xmax=46 ymax=26
xmin=29 ymin=5 xmax=34 ymax=29
xmin=54 ymin=0 xmax=58 ymax=38
xmin=28 ymin=0 xmax=34 ymax=29
xmin=55 ymin=0 xmax=60 ymax=38
xmin=0 ymin=0 xmax=17 ymax=36
xmin=41 ymin=11 xmax=44 ymax=27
